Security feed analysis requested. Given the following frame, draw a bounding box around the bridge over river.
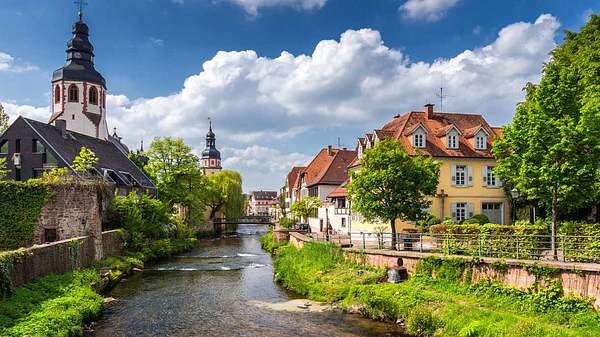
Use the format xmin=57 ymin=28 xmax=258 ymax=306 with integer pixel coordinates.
xmin=87 ymin=224 xmax=406 ymax=337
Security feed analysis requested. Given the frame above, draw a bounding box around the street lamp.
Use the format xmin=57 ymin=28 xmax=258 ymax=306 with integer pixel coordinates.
xmin=510 ymin=188 xmax=520 ymax=199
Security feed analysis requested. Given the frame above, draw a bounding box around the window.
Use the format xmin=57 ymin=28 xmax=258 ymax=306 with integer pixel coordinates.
xmin=476 ymin=134 xmax=487 ymax=149
xmin=89 ymin=87 xmax=98 ymax=105
xmin=15 ymin=139 xmax=21 ymax=153
xmin=455 ymin=165 xmax=466 ymax=186
xmin=413 ymin=132 xmax=425 ymax=148
xmin=486 ymin=166 xmax=496 ymax=186
xmin=455 ymin=203 xmax=467 ymax=223
xmin=341 ymin=218 xmax=346 ymax=228
xmin=308 ymin=186 xmax=318 ymax=198
xmin=32 ymin=139 xmax=45 ymax=153
xmin=0 ymin=140 xmax=7 ymax=154
xmin=72 ymin=114 xmax=75 ymax=120
xmin=44 ymin=228 xmax=57 ymax=243
xmin=68 ymin=84 xmax=79 ymax=102
xmin=447 ymin=133 xmax=458 ymax=149
xmin=54 ymin=85 xmax=61 ymax=104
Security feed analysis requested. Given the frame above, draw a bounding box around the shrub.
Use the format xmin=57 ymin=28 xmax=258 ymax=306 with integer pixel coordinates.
xmin=417 ymin=213 xmax=440 ymax=231
xmin=113 ymin=192 xmax=175 ymax=240
xmin=462 ymin=214 xmax=490 ymax=225
xmin=406 ymin=305 xmax=442 ymax=336
xmin=278 ymin=217 xmax=296 ymax=229
xmin=558 ymin=222 xmax=600 ymax=263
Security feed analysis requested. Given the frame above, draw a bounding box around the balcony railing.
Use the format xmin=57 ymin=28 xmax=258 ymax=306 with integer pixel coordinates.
xmin=334 ymin=207 xmax=349 ymax=215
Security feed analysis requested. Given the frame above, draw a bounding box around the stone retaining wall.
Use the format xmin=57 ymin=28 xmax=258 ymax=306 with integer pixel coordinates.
xmin=9 ymin=230 xmax=127 ymax=288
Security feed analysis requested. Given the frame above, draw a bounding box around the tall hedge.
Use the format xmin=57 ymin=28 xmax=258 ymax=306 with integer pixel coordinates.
xmin=0 ymin=181 xmax=50 ymax=249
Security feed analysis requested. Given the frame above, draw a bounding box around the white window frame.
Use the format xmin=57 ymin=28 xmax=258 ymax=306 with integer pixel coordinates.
xmin=447 ymin=131 xmax=459 ymax=149
xmin=413 ymin=132 xmax=425 ymax=148
xmin=476 ymin=134 xmax=487 ymax=150
xmin=455 ymin=165 xmax=466 ymax=186
xmin=455 ymin=203 xmax=467 ymax=223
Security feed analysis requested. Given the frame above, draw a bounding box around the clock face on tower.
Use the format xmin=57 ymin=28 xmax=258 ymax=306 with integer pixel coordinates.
xmin=74 ymin=52 xmax=82 ymax=58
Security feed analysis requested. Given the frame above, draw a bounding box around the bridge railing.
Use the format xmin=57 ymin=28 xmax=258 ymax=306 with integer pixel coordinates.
xmin=311 ymin=232 xmax=600 ymax=263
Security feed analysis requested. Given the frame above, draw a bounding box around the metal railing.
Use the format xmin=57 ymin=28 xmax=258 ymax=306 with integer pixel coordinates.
xmin=311 ymin=232 xmax=600 ymax=263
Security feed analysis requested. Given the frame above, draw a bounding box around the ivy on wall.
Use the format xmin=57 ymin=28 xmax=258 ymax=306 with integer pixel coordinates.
xmin=0 ymin=181 xmax=50 ymax=250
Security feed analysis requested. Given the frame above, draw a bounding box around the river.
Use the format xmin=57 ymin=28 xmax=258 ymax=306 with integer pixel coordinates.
xmin=89 ymin=224 xmax=407 ymax=337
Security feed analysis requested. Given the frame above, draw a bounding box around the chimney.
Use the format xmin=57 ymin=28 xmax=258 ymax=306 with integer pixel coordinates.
xmin=424 ymin=103 xmax=435 ymax=119
xmin=55 ymin=119 xmax=68 ymax=139
xmin=327 ymin=145 xmax=333 ymax=156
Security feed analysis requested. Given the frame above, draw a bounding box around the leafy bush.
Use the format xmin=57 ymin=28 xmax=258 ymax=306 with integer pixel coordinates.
xmin=113 ymin=192 xmax=175 ymax=239
xmin=463 ymin=214 xmax=490 ymax=225
xmin=558 ymin=222 xmax=600 ymax=263
xmin=417 ymin=213 xmax=440 ymax=231
xmin=278 ymin=217 xmax=296 ymax=229
xmin=0 ymin=181 xmax=50 ymax=249
xmin=259 ymin=232 xmax=286 ymax=254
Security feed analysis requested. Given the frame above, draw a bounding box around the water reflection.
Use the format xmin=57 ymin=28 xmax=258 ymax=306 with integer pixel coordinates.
xmin=89 ymin=224 xmax=407 ymax=337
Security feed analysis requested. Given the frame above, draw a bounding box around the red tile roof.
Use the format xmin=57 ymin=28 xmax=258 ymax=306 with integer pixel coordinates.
xmin=302 ymin=148 xmax=356 ymax=187
xmin=286 ymin=166 xmax=305 ymax=197
xmin=327 ymin=184 xmax=347 ymax=198
xmin=378 ymin=108 xmax=500 ymax=158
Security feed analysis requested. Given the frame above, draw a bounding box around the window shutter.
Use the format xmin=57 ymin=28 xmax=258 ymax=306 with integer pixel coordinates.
xmin=496 ymin=178 xmax=503 ymax=187
xmin=451 ymin=165 xmax=456 ymax=186
xmin=467 ymin=166 xmax=473 ymax=186
xmin=451 ymin=203 xmax=457 ymax=223
xmin=482 ymin=165 xmax=488 ymax=186
xmin=468 ymin=203 xmax=474 ymax=218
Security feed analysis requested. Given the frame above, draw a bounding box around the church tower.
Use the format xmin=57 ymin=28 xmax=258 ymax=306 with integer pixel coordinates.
xmin=201 ymin=120 xmax=222 ymax=174
xmin=49 ymin=7 xmax=109 ymax=140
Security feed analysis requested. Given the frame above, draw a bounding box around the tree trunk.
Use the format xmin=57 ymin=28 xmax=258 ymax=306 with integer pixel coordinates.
xmin=551 ymin=186 xmax=558 ymax=260
xmin=390 ymin=219 xmax=397 ymax=250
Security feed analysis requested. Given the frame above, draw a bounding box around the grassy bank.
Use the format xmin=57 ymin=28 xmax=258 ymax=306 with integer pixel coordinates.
xmin=0 ymin=236 xmax=197 ymax=337
xmin=272 ymin=242 xmax=600 ymax=337
xmin=259 ymin=231 xmax=286 ymax=254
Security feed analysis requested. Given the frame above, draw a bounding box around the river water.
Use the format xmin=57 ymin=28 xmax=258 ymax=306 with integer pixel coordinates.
xmin=89 ymin=224 xmax=406 ymax=337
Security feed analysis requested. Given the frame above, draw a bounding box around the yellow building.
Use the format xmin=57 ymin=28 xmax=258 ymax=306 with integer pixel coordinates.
xmin=348 ymin=103 xmax=510 ymax=232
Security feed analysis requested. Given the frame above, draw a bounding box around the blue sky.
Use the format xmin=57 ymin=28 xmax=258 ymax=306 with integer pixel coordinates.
xmin=0 ymin=0 xmax=597 ymax=191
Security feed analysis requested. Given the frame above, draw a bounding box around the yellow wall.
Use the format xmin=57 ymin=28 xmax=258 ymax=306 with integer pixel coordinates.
xmin=350 ymin=157 xmax=511 ymax=233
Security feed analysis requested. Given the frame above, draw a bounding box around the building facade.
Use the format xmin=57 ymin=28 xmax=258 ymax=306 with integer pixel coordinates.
xmin=247 ymin=191 xmax=279 ymax=216
xmin=350 ymin=104 xmax=509 ymax=231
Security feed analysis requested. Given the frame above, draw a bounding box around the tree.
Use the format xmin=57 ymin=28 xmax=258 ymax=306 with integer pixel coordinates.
xmin=0 ymin=103 xmax=8 ymax=134
xmin=145 ymin=137 xmax=202 ymax=206
xmin=290 ymin=196 xmax=321 ymax=223
xmin=72 ymin=146 xmax=98 ymax=174
xmin=348 ymin=139 xmax=440 ymax=248
xmin=493 ymin=15 xmax=600 ymax=259
xmin=202 ymin=170 xmax=245 ymax=223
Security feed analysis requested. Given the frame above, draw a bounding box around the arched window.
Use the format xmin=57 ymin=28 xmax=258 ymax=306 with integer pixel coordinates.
xmin=68 ymin=84 xmax=79 ymax=102
xmin=54 ymin=85 xmax=61 ymax=104
xmin=89 ymin=86 xmax=98 ymax=105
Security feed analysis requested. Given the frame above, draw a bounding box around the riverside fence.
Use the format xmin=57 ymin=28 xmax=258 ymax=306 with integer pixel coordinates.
xmin=313 ymin=232 xmax=600 ymax=263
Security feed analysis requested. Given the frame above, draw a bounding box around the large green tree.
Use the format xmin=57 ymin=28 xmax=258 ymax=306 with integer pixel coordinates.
xmin=203 ymin=170 xmax=245 ymax=222
xmin=493 ymin=15 xmax=600 ymax=259
xmin=0 ymin=104 xmax=9 ymax=179
xmin=145 ymin=137 xmax=203 ymax=207
xmin=348 ymin=139 xmax=440 ymax=247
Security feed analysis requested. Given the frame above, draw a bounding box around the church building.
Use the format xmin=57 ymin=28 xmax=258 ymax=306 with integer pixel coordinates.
xmin=200 ymin=120 xmax=222 ymax=175
xmin=0 ymin=10 xmax=156 ymax=195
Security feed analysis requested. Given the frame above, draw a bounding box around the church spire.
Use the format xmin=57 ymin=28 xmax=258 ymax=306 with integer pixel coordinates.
xmin=201 ymin=118 xmax=222 ymax=174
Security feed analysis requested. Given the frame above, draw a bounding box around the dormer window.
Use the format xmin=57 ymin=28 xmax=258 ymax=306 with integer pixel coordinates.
xmin=68 ymin=84 xmax=79 ymax=102
xmin=413 ymin=132 xmax=425 ymax=148
xmin=475 ymin=133 xmax=487 ymax=150
xmin=447 ymin=133 xmax=458 ymax=149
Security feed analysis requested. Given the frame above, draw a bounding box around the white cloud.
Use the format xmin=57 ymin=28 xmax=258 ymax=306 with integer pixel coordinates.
xmin=0 ymin=52 xmax=38 ymax=73
xmin=3 ymin=14 xmax=559 ymax=190
xmin=1 ymin=101 xmax=49 ymax=122
xmin=223 ymin=0 xmax=327 ymax=15
xmin=399 ymin=0 xmax=460 ymax=22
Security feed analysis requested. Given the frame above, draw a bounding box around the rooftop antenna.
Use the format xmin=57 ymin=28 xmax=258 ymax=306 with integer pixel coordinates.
xmin=207 ymin=116 xmax=212 ymax=131
xmin=435 ymin=75 xmax=450 ymax=112
xmin=75 ymin=0 xmax=88 ymax=21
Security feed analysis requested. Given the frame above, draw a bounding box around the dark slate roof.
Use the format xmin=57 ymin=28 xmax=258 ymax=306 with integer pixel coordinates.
xmin=22 ymin=117 xmax=156 ymax=190
xmin=251 ymin=191 xmax=278 ymax=200
xmin=52 ymin=21 xmax=106 ymax=86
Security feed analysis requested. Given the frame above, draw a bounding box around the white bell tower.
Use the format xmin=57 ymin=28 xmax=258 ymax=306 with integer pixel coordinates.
xmin=49 ymin=4 xmax=109 ymax=140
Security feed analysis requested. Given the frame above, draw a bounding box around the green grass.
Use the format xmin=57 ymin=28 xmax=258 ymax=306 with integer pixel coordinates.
xmin=273 ymin=242 xmax=600 ymax=337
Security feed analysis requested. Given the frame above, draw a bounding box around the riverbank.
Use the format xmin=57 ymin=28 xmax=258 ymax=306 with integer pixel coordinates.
xmin=270 ymin=241 xmax=600 ymax=337
xmin=0 ymin=237 xmax=197 ymax=337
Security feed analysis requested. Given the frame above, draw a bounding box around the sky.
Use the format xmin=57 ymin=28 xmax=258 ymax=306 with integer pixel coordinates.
xmin=0 ymin=0 xmax=598 ymax=192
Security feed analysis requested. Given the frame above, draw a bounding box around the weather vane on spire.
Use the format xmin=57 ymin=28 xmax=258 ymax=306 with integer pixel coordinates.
xmin=208 ymin=116 xmax=212 ymax=130
xmin=75 ymin=0 xmax=88 ymax=21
